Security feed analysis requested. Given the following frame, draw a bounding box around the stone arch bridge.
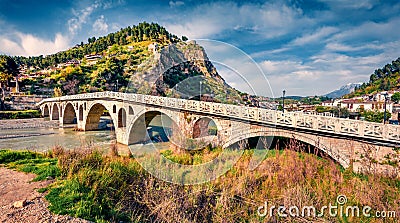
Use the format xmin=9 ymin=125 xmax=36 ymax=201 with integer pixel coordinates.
xmin=38 ymin=91 xmax=400 ymax=171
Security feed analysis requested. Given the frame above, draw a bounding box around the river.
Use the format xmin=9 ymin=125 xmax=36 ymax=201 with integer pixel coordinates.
xmin=0 ymin=127 xmax=120 ymax=152
xmin=0 ymin=117 xmax=170 ymax=154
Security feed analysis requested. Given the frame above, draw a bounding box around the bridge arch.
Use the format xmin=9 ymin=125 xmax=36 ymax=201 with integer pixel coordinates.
xmin=85 ymin=102 xmax=116 ymax=131
xmin=128 ymin=106 xmax=134 ymax=115
xmin=43 ymin=104 xmax=50 ymax=117
xmin=192 ymin=117 xmax=218 ymax=138
xmin=223 ymin=129 xmax=350 ymax=168
xmin=51 ymin=103 xmax=60 ymax=120
xmin=118 ymin=108 xmax=127 ymax=128
xmin=63 ymin=102 xmax=77 ymax=124
xmin=127 ymin=109 xmax=179 ymax=145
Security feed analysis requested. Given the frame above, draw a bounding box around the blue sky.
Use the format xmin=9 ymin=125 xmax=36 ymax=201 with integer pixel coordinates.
xmin=0 ymin=0 xmax=399 ymax=96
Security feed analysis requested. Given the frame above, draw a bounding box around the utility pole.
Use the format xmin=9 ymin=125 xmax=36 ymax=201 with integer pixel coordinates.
xmin=383 ymin=92 xmax=388 ymax=124
xmin=282 ymin=90 xmax=286 ymax=113
xmin=199 ymin=81 xmax=202 ymax=101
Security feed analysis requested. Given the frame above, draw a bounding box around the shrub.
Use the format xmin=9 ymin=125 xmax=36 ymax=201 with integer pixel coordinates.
xmin=0 ymin=110 xmax=41 ymax=119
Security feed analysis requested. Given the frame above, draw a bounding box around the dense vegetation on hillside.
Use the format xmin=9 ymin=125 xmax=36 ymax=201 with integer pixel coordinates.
xmin=0 ymin=22 xmax=184 ymax=98
xmin=12 ymin=22 xmax=181 ymax=69
xmin=346 ymin=57 xmax=400 ymax=98
xmin=0 ymin=55 xmax=19 ymax=109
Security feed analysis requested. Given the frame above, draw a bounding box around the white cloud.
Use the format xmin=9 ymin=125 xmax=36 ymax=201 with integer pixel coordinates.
xmin=68 ymin=2 xmax=100 ymax=35
xmin=255 ymin=43 xmax=400 ymax=96
xmin=249 ymin=47 xmax=291 ymax=59
xmin=249 ymin=26 xmax=338 ymax=59
xmin=101 ymin=0 xmax=126 ymax=9
xmin=0 ymin=32 xmax=70 ymax=56
xmin=289 ymin=26 xmax=339 ymax=46
xmin=0 ymin=38 xmax=25 ymax=55
xmin=169 ymin=1 xmax=184 ymax=7
xmin=164 ymin=1 xmax=313 ymax=39
xmin=93 ymin=15 xmax=109 ymax=33
xmin=324 ymin=42 xmax=386 ymax=52
xmin=329 ymin=17 xmax=400 ymax=43
xmin=67 ymin=0 xmax=126 ymax=37
xmin=260 ymin=60 xmax=311 ymax=76
xmin=160 ymin=1 xmax=400 ymax=96
xmin=318 ymin=0 xmax=378 ymax=9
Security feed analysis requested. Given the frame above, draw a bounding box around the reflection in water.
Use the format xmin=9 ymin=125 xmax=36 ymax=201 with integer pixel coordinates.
xmin=0 ymin=116 xmax=177 ymax=154
xmin=0 ymin=127 xmax=117 ymax=152
xmin=0 ymin=116 xmax=172 ymax=154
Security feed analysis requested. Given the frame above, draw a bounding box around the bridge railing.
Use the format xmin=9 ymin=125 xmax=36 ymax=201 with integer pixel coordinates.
xmin=37 ymin=92 xmax=400 ymax=143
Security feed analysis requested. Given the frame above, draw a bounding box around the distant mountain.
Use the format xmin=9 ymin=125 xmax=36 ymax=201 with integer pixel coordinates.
xmin=285 ymin=96 xmax=304 ymax=100
xmin=324 ymin=83 xmax=361 ymax=99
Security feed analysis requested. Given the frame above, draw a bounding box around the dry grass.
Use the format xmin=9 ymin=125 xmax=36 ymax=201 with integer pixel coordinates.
xmin=41 ymin=142 xmax=400 ymax=223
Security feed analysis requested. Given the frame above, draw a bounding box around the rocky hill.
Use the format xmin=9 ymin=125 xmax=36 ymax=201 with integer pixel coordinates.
xmin=10 ymin=22 xmax=242 ymax=104
xmin=128 ymin=41 xmax=241 ymax=103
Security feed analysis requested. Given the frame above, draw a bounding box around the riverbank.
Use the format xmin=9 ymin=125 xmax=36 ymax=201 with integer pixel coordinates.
xmin=0 ymin=167 xmax=90 ymax=222
xmin=5 ymin=147 xmax=399 ymax=222
xmin=0 ymin=118 xmax=59 ymax=130
xmin=1 ymin=145 xmax=399 ymax=222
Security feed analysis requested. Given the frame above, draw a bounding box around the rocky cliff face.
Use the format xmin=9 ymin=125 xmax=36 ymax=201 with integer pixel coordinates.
xmin=127 ymin=41 xmax=241 ymax=103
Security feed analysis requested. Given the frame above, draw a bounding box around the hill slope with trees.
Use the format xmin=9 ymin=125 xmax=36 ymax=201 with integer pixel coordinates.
xmin=0 ymin=22 xmax=243 ymax=106
xmin=346 ymin=57 xmax=400 ymax=98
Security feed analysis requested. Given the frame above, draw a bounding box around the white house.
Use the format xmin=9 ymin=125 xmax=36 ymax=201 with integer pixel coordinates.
xmin=321 ymin=100 xmax=334 ymax=107
xmin=374 ymin=91 xmax=396 ymax=102
xmin=85 ymin=54 xmax=102 ymax=65
xmin=340 ymin=99 xmax=393 ymax=113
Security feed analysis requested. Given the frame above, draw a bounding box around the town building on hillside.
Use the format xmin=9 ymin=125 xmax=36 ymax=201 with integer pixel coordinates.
xmin=299 ymin=104 xmax=315 ymax=112
xmin=85 ymin=54 xmax=103 ymax=65
xmin=66 ymin=59 xmax=81 ymax=66
xmin=392 ymin=104 xmax=400 ymax=121
xmin=370 ymin=90 xmax=397 ymax=102
xmin=340 ymin=99 xmax=393 ymax=113
xmin=321 ymin=100 xmax=334 ymax=107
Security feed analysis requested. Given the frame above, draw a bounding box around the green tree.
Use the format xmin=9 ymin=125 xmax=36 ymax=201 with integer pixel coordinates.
xmin=0 ymin=56 xmax=18 ymax=110
xmin=315 ymin=106 xmax=332 ymax=113
xmin=362 ymin=110 xmax=391 ymax=123
xmin=332 ymin=107 xmax=349 ymax=118
xmin=391 ymin=92 xmax=400 ymax=104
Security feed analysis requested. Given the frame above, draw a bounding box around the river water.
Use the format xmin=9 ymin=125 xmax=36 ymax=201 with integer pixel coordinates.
xmin=0 ymin=127 xmax=119 ymax=152
xmin=0 ymin=117 xmax=170 ymax=154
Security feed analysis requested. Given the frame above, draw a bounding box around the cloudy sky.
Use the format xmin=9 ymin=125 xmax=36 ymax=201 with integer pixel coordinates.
xmin=0 ymin=0 xmax=399 ymax=97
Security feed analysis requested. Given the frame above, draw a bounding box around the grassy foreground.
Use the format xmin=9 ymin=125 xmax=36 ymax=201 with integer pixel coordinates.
xmin=0 ymin=145 xmax=399 ymax=223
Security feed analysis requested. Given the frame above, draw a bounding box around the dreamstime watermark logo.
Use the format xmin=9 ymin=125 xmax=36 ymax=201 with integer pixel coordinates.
xmin=257 ymin=195 xmax=397 ymax=219
xmin=126 ymin=39 xmax=275 ymax=185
